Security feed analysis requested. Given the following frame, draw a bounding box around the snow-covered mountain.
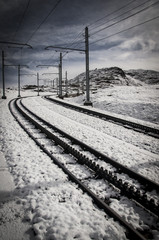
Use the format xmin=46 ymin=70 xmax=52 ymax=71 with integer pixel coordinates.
xmin=69 ymin=67 xmax=159 ymax=91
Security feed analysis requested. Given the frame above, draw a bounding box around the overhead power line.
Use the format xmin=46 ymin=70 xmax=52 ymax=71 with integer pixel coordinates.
xmin=26 ymin=0 xmax=62 ymax=44
xmin=90 ymin=15 xmax=159 ymax=45
xmin=60 ymin=28 xmax=85 ymax=60
xmin=90 ymin=0 xmax=159 ymax=36
xmin=65 ymin=29 xmax=85 ymax=48
xmin=88 ymin=0 xmax=136 ymax=29
xmin=46 ymin=33 xmax=85 ymax=64
xmin=12 ymin=0 xmax=31 ymax=41
xmin=66 ymin=0 xmax=151 ymax=53
xmin=89 ymin=0 xmax=151 ymax=33
xmin=62 ymin=1 xmax=139 ymax=60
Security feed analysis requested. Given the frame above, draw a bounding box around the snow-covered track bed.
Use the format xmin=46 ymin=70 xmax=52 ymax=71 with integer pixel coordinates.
xmin=8 ymin=97 xmax=159 ymax=240
xmin=44 ymin=96 xmax=159 ymax=139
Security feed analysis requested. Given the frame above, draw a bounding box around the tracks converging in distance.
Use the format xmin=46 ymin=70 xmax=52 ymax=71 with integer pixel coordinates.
xmin=9 ymin=96 xmax=159 ymax=240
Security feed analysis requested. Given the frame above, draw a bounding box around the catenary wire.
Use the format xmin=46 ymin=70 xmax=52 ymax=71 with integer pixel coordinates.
xmin=63 ymin=0 xmax=152 ymax=51
xmin=38 ymin=1 xmax=157 ymax=66
xmin=59 ymin=1 xmax=147 ymax=60
xmin=12 ymin=0 xmax=31 ymax=41
xmin=25 ymin=0 xmax=62 ymax=44
xmin=90 ymin=0 xmax=159 ymax=36
xmin=88 ymin=0 xmax=136 ymax=30
xmin=64 ymin=28 xmax=85 ymax=49
xmin=50 ymin=28 xmax=86 ymax=60
xmin=56 ymin=0 xmax=153 ymax=58
xmin=90 ymin=15 xmax=159 ymax=45
xmin=89 ymin=0 xmax=151 ymax=32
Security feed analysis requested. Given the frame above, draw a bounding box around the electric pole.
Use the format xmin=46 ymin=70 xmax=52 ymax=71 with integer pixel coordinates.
xmin=37 ymin=73 xmax=39 ymax=96
xmin=84 ymin=27 xmax=92 ymax=106
xmin=17 ymin=65 xmax=28 ymax=97
xmin=18 ymin=65 xmax=20 ymax=97
xmin=59 ymin=52 xmax=62 ymax=98
xmin=4 ymin=64 xmax=28 ymax=97
xmin=45 ymin=26 xmax=92 ymax=105
xmin=1 ymin=51 xmax=6 ymax=99
xmin=56 ymin=78 xmax=58 ymax=95
xmin=65 ymin=71 xmax=68 ymax=97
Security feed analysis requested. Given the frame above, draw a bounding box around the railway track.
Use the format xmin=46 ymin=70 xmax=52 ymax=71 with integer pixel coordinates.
xmin=44 ymin=96 xmax=159 ymax=139
xmin=9 ymin=97 xmax=159 ymax=240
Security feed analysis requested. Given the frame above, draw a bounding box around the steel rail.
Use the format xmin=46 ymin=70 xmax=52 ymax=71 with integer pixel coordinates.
xmin=8 ymin=97 xmax=148 ymax=240
xmin=44 ymin=96 xmax=159 ymax=138
xmin=13 ymin=98 xmax=159 ymax=217
xmin=20 ymin=98 xmax=159 ymax=193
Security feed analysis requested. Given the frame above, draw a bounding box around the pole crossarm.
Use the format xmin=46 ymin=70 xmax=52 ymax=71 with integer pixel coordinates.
xmin=20 ymin=74 xmax=36 ymax=76
xmin=36 ymin=65 xmax=59 ymax=68
xmin=45 ymin=46 xmax=85 ymax=52
xmin=42 ymin=72 xmax=58 ymax=75
xmin=0 ymin=41 xmax=32 ymax=49
xmin=1 ymin=51 xmax=6 ymax=99
xmin=5 ymin=64 xmax=29 ymax=68
xmin=5 ymin=65 xmax=18 ymax=67
xmin=38 ymin=78 xmax=51 ymax=81
xmin=8 ymin=46 xmax=23 ymax=49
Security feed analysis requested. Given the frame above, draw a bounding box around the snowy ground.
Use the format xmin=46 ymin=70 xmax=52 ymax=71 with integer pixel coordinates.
xmin=67 ymin=84 xmax=159 ymax=125
xmin=0 ymin=85 xmax=159 ymax=240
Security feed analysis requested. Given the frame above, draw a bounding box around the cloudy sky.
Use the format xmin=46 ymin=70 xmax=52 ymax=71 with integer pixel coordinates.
xmin=0 ymin=0 xmax=159 ymax=87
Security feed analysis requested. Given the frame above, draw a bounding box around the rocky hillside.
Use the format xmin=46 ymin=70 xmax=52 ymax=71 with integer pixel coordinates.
xmin=125 ymin=69 xmax=159 ymax=84
xmin=70 ymin=67 xmax=159 ymax=92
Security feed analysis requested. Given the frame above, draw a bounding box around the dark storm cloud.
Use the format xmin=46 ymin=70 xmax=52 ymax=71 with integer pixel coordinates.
xmin=0 ymin=0 xmax=125 ymax=45
xmin=0 ymin=0 xmax=159 ymax=87
xmin=0 ymin=0 xmax=158 ymax=47
xmin=0 ymin=0 xmax=61 ymax=42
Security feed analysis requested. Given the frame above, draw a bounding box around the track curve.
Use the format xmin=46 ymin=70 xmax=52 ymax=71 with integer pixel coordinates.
xmin=8 ymin=96 xmax=159 ymax=240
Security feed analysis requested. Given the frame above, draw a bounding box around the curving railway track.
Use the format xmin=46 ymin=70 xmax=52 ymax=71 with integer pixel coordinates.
xmin=44 ymin=96 xmax=159 ymax=139
xmin=9 ymin=96 xmax=159 ymax=240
